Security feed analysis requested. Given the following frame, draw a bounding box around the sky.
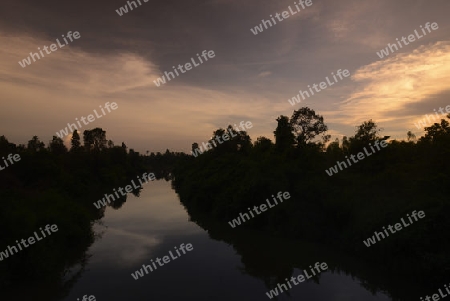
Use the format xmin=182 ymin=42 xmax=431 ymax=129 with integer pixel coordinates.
xmin=1 ymin=0 xmax=449 ymax=153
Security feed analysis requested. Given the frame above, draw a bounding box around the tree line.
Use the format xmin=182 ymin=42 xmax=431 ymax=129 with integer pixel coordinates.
xmin=173 ymin=106 xmax=450 ymax=283
xmin=0 ymin=127 xmax=181 ymax=295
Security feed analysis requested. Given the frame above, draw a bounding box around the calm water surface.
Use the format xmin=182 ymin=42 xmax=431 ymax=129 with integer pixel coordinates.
xmin=60 ymin=180 xmax=395 ymax=301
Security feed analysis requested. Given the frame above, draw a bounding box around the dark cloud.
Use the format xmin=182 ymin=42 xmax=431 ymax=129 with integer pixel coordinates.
xmin=1 ymin=0 xmax=449 ymax=151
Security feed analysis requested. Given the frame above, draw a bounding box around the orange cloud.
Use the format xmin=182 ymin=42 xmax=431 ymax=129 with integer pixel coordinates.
xmin=331 ymin=41 xmax=450 ymax=129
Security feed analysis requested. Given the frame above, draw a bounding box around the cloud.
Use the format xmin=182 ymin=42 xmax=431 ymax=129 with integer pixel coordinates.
xmin=2 ymin=0 xmax=450 ymax=150
xmin=0 ymin=30 xmax=279 ymax=152
xmin=330 ymin=41 xmax=450 ymax=136
xmin=0 ymin=32 xmax=162 ymax=96
xmin=257 ymin=71 xmax=271 ymax=78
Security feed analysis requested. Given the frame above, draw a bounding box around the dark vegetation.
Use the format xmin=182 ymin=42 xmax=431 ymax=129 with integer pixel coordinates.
xmin=1 ymin=107 xmax=449 ymax=296
xmin=173 ymin=107 xmax=450 ymax=283
xmin=0 ymin=127 xmax=184 ymax=297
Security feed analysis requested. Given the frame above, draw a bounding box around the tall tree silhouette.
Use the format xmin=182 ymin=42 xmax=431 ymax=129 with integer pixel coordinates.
xmin=274 ymin=115 xmax=295 ymax=151
xmin=71 ymin=130 xmax=82 ymax=152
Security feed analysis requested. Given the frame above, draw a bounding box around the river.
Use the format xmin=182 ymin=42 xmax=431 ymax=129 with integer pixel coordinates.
xmin=59 ymin=180 xmax=414 ymax=301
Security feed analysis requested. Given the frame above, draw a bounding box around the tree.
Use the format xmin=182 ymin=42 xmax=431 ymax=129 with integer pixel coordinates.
xmin=407 ymin=131 xmax=416 ymax=143
xmin=342 ymin=136 xmax=350 ymax=153
xmin=49 ymin=136 xmax=68 ymax=155
xmin=217 ymin=126 xmax=252 ymax=153
xmin=420 ymin=115 xmax=450 ymax=144
xmin=348 ymin=120 xmax=389 ymax=154
xmin=353 ymin=119 xmax=381 ymax=143
xmin=0 ymin=135 xmax=16 ymax=154
xmin=254 ymin=136 xmax=273 ymax=152
xmin=289 ymin=107 xmax=330 ymax=147
xmin=274 ymin=115 xmax=295 ymax=151
xmin=70 ymin=130 xmax=81 ymax=152
xmin=209 ymin=129 xmax=226 ymax=152
xmin=326 ymin=138 xmax=342 ymax=158
xmin=192 ymin=143 xmax=199 ymax=153
xmin=83 ymin=128 xmax=107 ymax=151
xmin=232 ymin=128 xmax=252 ymax=153
xmin=27 ymin=136 xmax=45 ymax=152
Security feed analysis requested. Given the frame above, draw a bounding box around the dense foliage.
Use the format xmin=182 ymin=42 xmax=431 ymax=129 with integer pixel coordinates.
xmin=173 ymin=107 xmax=450 ymax=282
xmin=0 ymin=128 xmax=157 ymax=294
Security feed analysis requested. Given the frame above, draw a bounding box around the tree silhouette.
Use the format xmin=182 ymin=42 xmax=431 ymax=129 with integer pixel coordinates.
xmin=290 ymin=107 xmax=329 ymax=147
xmin=27 ymin=136 xmax=45 ymax=152
xmin=274 ymin=115 xmax=295 ymax=151
xmin=49 ymin=136 xmax=68 ymax=155
xmin=71 ymin=130 xmax=81 ymax=152
xmin=406 ymin=131 xmax=416 ymax=142
xmin=254 ymin=136 xmax=272 ymax=152
xmin=0 ymin=135 xmax=16 ymax=153
xmin=192 ymin=143 xmax=199 ymax=153
xmin=326 ymin=138 xmax=342 ymax=159
xmin=420 ymin=115 xmax=450 ymax=144
xmin=83 ymin=128 xmax=106 ymax=151
xmin=352 ymin=119 xmax=381 ymax=144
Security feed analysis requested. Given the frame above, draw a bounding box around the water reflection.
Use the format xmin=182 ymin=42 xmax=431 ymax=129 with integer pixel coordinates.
xmin=57 ymin=180 xmax=417 ymax=301
xmin=184 ymin=202 xmax=435 ymax=301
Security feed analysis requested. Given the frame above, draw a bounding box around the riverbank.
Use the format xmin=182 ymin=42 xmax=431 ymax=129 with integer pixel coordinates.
xmin=172 ymin=126 xmax=450 ymax=284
